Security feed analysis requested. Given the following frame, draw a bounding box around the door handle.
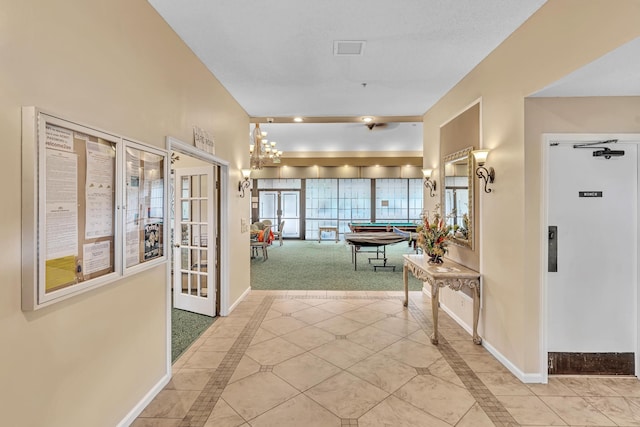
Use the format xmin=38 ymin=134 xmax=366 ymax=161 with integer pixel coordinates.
xmin=548 ymin=225 xmax=558 ymax=272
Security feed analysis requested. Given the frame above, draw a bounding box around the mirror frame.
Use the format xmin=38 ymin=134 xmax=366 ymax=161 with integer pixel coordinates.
xmin=441 ymin=146 xmax=474 ymax=249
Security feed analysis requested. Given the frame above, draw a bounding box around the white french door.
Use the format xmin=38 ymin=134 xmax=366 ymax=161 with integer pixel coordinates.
xmin=259 ymin=190 xmax=300 ymax=238
xmin=546 ymin=140 xmax=637 ymax=360
xmin=173 ymin=165 xmax=216 ymax=316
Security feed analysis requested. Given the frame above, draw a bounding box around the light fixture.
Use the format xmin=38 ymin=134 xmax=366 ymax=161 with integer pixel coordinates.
xmin=249 ymin=124 xmax=283 ymax=170
xmin=293 ymin=117 xmax=303 ymax=122
xmin=422 ymin=168 xmax=437 ymax=197
xmin=472 ymin=149 xmax=495 ymax=193
xmin=362 ymin=116 xmax=373 ymax=123
xmin=238 ymin=169 xmax=251 ymax=198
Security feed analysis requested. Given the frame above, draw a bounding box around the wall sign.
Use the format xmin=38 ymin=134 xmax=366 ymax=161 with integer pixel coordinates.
xmin=579 ymin=191 xmax=603 ymax=198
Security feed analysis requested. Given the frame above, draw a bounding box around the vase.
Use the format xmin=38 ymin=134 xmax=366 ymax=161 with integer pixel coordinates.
xmin=427 ymin=254 xmax=443 ymax=264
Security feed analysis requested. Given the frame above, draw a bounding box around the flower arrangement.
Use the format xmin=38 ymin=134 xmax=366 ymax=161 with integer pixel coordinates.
xmin=416 ymin=204 xmax=452 ymax=264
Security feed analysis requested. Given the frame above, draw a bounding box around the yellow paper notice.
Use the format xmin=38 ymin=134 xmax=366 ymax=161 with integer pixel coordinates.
xmin=45 ymin=256 xmax=77 ymax=292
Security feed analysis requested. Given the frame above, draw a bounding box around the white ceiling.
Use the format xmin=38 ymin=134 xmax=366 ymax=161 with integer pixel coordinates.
xmin=153 ymin=0 xmax=640 ymax=154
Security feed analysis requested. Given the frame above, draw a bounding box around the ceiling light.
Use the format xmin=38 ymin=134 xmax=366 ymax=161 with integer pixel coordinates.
xmin=362 ymin=117 xmax=373 ymax=123
xmin=249 ymin=124 xmax=283 ymax=170
xmin=293 ymin=117 xmax=303 ymax=122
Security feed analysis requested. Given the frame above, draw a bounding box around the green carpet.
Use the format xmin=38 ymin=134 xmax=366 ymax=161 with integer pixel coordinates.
xmin=251 ymin=240 xmax=423 ymax=291
xmin=172 ymin=308 xmax=215 ymax=362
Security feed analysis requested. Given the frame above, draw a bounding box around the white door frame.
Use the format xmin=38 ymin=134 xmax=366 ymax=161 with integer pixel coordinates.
xmin=165 ymin=136 xmax=230 ymax=370
xmin=540 ymin=133 xmax=640 ymax=383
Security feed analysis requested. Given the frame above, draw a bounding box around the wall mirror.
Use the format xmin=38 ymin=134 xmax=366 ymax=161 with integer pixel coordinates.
xmin=442 ymin=146 xmax=473 ymax=249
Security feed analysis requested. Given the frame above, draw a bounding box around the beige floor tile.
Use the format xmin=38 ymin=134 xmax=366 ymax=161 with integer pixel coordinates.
xmin=244 ymin=336 xmax=306 ymax=365
xmin=458 ymin=352 xmax=510 ymax=373
xmin=346 ymin=325 xmax=403 ymax=352
xmin=138 ymin=390 xmax=201 ymax=419
xmin=305 ymin=371 xmax=389 ymax=418
xmin=203 ymin=398 xmax=246 ymax=427
xmin=315 ymin=300 xmax=359 ymax=314
xmin=286 ymin=290 xmax=308 ymax=296
xmin=260 ymin=316 xmax=308 ymax=336
xmin=527 ymin=377 xmax=578 ymax=397
xmin=585 ymin=396 xmax=640 ymax=425
xmin=427 ymin=358 xmax=465 ymax=388
xmin=221 ymin=372 xmax=300 ymax=420
xmin=602 ymin=377 xmax=640 ymax=397
xmin=447 ymin=336 xmax=487 ymax=353
xmin=273 ymin=352 xmax=342 ymax=391
xmin=164 ymin=368 xmax=213 ymax=391
xmin=228 ymin=356 xmax=261 ymax=384
xmin=405 ymin=328 xmax=431 ymax=346
xmin=199 ymin=336 xmax=236 ymax=352
xmin=290 ymin=306 xmax=337 ymax=324
xmin=325 ymin=290 xmax=350 ymax=297
xmin=370 ymin=316 xmax=420 ymax=337
xmin=340 ymin=306 xmax=389 ymax=325
xmin=477 ymin=372 xmax=534 ymax=396
xmin=378 ymin=338 xmax=442 ymax=368
xmin=539 ymin=396 xmax=616 ymax=426
xmin=347 ymin=353 xmax=417 ymax=393
xmin=558 ymin=377 xmax=621 ymax=397
xmin=341 ymin=298 xmax=378 ymax=307
xmin=207 ymin=324 xmax=246 ymax=339
xmin=262 ymin=309 xmax=283 ymax=321
xmin=182 ymin=350 xmax=226 ymax=370
xmin=301 ymin=295 xmax=328 ymax=304
xmin=393 ymin=375 xmax=475 ymax=425
xmin=280 ymin=325 xmax=336 ymax=350
xmin=358 ymin=395 xmax=450 ymax=427
xmin=311 ymin=339 xmax=374 ymax=369
xmin=364 ymin=300 xmax=406 ymax=315
xmin=130 ymin=419 xmax=182 ymax=427
xmin=497 ymin=395 xmax=568 ymax=425
xmin=270 ymin=299 xmax=311 ymax=314
xmin=455 ymin=402 xmax=495 ymax=427
xmin=250 ymin=393 xmax=341 ymax=426
xmin=249 ymin=327 xmax=278 ymax=346
xmin=314 ymin=315 xmax=367 ymax=335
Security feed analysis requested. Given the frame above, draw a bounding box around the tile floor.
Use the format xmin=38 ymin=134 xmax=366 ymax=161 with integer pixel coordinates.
xmin=133 ymin=291 xmax=640 ymax=427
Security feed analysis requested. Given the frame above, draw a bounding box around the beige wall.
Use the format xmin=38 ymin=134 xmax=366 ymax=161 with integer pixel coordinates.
xmin=0 ymin=0 xmax=250 ymax=425
xmin=422 ymin=0 xmax=640 ymax=377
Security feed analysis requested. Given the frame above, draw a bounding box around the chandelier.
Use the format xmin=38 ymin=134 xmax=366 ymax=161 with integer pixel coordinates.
xmin=249 ymin=123 xmax=283 ymax=170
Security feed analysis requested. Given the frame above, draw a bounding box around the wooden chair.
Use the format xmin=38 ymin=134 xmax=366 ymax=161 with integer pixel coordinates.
xmin=250 ymin=225 xmax=271 ymax=261
xmin=272 ymin=220 xmax=285 ymax=246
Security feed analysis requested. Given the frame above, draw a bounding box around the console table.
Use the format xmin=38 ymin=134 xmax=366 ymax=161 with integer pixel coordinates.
xmin=402 ymin=254 xmax=481 ymax=345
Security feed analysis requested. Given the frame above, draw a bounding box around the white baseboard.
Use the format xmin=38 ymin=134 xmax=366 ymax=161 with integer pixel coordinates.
xmin=226 ymin=286 xmax=252 ymax=315
xmin=422 ymin=287 xmax=543 ymax=384
xmin=117 ymin=372 xmax=171 ymax=427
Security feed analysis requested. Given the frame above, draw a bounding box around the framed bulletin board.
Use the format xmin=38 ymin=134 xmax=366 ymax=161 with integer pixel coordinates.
xmin=21 ymin=108 xmax=168 ymax=310
xmin=124 ymin=141 xmax=167 ymax=271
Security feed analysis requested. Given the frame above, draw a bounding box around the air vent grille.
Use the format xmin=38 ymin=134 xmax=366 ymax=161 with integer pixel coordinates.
xmin=333 ymin=40 xmax=366 ymax=56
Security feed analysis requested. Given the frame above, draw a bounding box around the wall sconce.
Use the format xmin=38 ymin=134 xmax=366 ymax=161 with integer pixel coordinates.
xmin=238 ymin=169 xmax=251 ymax=198
xmin=422 ymin=168 xmax=437 ymax=197
xmin=472 ymin=149 xmax=495 ymax=193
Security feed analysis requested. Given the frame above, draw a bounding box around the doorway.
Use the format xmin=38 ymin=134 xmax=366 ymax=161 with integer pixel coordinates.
xmin=259 ymin=190 xmax=300 ymax=238
xmin=544 ymin=134 xmax=639 ymax=378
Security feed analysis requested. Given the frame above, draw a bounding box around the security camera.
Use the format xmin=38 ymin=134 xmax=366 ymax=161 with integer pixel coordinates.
xmin=266 ymin=117 xmax=274 ymax=123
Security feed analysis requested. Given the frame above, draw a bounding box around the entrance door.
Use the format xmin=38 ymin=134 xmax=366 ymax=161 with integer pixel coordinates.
xmin=173 ymin=165 xmax=216 ymax=316
xmin=547 ymin=141 xmax=637 ymax=372
xmin=259 ymin=190 xmax=300 ymax=238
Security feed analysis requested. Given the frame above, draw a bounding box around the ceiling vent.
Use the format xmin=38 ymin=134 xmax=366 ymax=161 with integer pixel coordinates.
xmin=333 ymin=40 xmax=366 ymax=56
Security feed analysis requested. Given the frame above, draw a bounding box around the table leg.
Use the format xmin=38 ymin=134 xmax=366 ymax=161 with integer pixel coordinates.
xmin=430 ymin=284 xmax=440 ymax=345
xmin=403 ymin=264 xmax=408 ymax=307
xmin=472 ymin=285 xmax=482 ymax=345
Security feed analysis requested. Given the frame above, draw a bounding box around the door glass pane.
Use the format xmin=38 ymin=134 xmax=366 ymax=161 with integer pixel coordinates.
xmin=181 ymin=201 xmax=190 ymax=221
xmin=191 ymin=225 xmax=201 ymax=246
xmin=200 ymin=273 xmax=208 ymax=297
xmin=191 ymin=175 xmax=200 ymax=197
xmin=199 ymin=249 xmax=208 ymax=271
xmin=200 ymin=197 xmax=208 ymax=222
xmin=181 ymin=176 xmax=190 ymax=198
xmin=181 ymin=224 xmax=190 ymax=245
xmin=189 ymin=273 xmax=198 ymax=295
xmin=199 ymin=225 xmax=208 ymax=247
xmin=180 ymin=248 xmax=189 ymax=270
xmin=191 ymin=200 xmax=200 ymax=222
xmin=200 ymin=174 xmax=208 ymax=198
xmin=180 ymin=272 xmax=189 ymax=294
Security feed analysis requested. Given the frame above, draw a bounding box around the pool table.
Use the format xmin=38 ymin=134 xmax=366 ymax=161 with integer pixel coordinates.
xmin=348 ymin=221 xmax=418 ymax=233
